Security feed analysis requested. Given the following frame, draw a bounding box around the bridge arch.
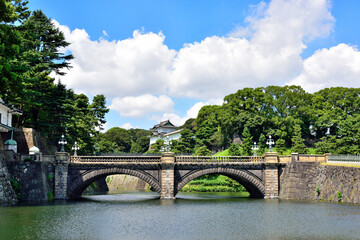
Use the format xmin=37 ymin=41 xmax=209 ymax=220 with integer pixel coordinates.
xmin=175 ymin=168 xmax=265 ymax=198
xmin=67 ymin=168 xmax=162 ymax=199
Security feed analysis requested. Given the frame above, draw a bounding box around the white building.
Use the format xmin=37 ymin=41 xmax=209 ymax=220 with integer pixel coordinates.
xmin=149 ymin=120 xmax=182 ymax=146
xmin=0 ymin=98 xmax=22 ymax=132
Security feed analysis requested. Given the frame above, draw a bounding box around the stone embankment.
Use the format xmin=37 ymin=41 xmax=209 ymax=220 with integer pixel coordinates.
xmin=0 ymin=154 xmax=17 ymax=206
xmin=7 ymin=160 xmax=54 ymax=202
xmin=106 ymin=175 xmax=149 ymax=193
xmin=280 ymin=162 xmax=360 ymax=204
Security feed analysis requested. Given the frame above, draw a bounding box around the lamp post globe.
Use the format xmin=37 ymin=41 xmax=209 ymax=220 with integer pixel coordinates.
xmin=58 ymin=135 xmax=67 ymax=152
xmin=266 ymin=135 xmax=275 ymax=153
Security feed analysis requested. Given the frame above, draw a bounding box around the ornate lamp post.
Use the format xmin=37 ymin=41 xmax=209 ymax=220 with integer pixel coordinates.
xmin=165 ymin=136 xmax=170 ymax=152
xmin=72 ymin=141 xmax=80 ymax=156
xmin=58 ymin=135 xmax=67 ymax=152
xmin=94 ymin=142 xmax=100 ymax=156
xmin=252 ymin=142 xmax=259 ymax=156
xmin=266 ymin=135 xmax=275 ymax=152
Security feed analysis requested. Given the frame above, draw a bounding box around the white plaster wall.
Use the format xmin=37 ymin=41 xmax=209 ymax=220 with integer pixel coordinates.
xmin=0 ymin=104 xmax=9 ymax=126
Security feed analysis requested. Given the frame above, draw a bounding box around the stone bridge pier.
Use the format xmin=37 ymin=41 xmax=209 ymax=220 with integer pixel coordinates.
xmin=54 ymin=152 xmax=69 ymax=200
xmin=160 ymin=153 xmax=176 ymax=199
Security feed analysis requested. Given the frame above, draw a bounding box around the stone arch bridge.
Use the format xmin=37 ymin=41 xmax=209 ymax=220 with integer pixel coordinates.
xmin=54 ymin=152 xmax=282 ymax=200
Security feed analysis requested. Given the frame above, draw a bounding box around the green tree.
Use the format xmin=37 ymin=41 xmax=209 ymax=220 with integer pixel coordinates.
xmin=130 ymin=136 xmax=150 ymax=153
xmin=291 ymin=124 xmax=308 ymax=154
xmin=90 ymin=94 xmax=109 ymax=132
xmin=101 ymin=127 xmax=132 ymax=153
xmin=149 ymin=139 xmax=164 ymax=153
xmin=275 ymin=129 xmax=286 ymax=155
xmin=241 ymin=127 xmax=253 ymax=155
xmin=228 ymin=143 xmax=242 ymax=156
xmin=258 ymin=133 xmax=266 ymax=155
xmin=195 ymin=146 xmax=211 ymax=156
xmin=0 ymin=0 xmax=30 ymax=102
xmin=315 ymin=136 xmax=337 ymax=154
xmin=275 ymin=139 xmax=286 ymax=155
xmin=173 ymin=129 xmax=195 ymax=153
xmin=210 ymin=129 xmax=225 ymax=151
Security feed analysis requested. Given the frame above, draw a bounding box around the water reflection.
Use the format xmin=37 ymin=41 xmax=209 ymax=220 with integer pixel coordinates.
xmin=1 ymin=192 xmax=360 ymax=240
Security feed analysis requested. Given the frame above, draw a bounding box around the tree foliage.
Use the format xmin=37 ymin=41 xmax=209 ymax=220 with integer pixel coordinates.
xmin=1 ymin=2 xmax=109 ymax=155
xmin=194 ymin=86 xmax=360 ymax=155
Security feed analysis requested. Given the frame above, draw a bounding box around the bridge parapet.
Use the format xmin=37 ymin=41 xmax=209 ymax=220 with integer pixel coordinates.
xmin=69 ymin=155 xmax=162 ymax=164
xmin=175 ymin=155 xmax=264 ymax=163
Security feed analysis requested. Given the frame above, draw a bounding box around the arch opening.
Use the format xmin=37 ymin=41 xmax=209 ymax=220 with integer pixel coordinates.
xmin=176 ymin=168 xmax=265 ymax=198
xmin=180 ymin=174 xmax=250 ymax=196
xmin=68 ymin=168 xmax=161 ymax=199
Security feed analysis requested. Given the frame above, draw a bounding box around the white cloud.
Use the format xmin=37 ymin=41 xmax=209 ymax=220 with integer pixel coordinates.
xmin=54 ymin=0 xmax=335 ymax=101
xmin=169 ymin=36 xmax=303 ymax=98
xmin=120 ymin=122 xmax=134 ymax=129
xmin=153 ymin=98 xmax=223 ymax=126
xmin=102 ymin=30 xmax=108 ymax=37
xmin=249 ymin=0 xmax=334 ymax=55
xmin=168 ymin=0 xmax=335 ymax=98
xmin=109 ymin=94 xmax=174 ymax=118
xmin=54 ymin=22 xmax=176 ymax=98
xmin=287 ymin=44 xmax=360 ymax=92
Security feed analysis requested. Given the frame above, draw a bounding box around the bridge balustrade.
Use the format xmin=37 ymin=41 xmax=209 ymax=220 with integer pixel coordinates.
xmin=69 ymin=155 xmax=162 ymax=164
xmin=69 ymin=155 xmax=265 ymax=164
xmin=175 ymin=155 xmax=264 ymax=163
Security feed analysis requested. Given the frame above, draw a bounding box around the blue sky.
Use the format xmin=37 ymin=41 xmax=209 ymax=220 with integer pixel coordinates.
xmin=27 ymin=0 xmax=360 ymax=131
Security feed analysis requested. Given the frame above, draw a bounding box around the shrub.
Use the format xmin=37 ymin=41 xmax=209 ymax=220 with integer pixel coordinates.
xmin=316 ymin=186 xmax=321 ymax=196
xmin=48 ymin=191 xmax=54 ymax=202
xmin=337 ymin=191 xmax=342 ymax=202
xmin=23 ymin=157 xmax=34 ymax=162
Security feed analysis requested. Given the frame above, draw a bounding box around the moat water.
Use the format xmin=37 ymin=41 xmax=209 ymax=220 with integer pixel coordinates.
xmin=1 ymin=192 xmax=360 ymax=240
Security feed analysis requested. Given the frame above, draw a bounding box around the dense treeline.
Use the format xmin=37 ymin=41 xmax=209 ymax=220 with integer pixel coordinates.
xmin=175 ymin=86 xmax=360 ymax=155
xmin=0 ymin=0 xmax=109 ymax=154
xmin=96 ymin=127 xmax=151 ymax=154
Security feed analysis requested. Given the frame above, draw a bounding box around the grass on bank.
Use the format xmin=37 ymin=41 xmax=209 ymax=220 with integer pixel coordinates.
xmin=320 ymin=162 xmax=360 ymax=168
xmin=180 ymin=174 xmax=248 ymax=194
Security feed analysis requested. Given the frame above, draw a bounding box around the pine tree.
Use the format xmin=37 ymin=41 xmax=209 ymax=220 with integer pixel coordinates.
xmin=258 ymin=133 xmax=266 ymax=155
xmin=291 ymin=124 xmax=308 ymax=154
xmin=228 ymin=143 xmax=242 ymax=156
xmin=242 ymin=127 xmax=253 ymax=155
xmin=276 ymin=139 xmax=286 ymax=155
xmin=275 ymin=129 xmax=286 ymax=155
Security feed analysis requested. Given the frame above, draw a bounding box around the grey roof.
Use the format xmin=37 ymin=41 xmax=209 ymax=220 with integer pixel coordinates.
xmin=150 ymin=120 xmax=177 ymax=130
xmin=0 ymin=98 xmax=22 ymax=114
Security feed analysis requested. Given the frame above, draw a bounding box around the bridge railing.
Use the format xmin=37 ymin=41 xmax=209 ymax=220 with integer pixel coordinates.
xmin=175 ymin=155 xmax=264 ymax=163
xmin=69 ymin=155 xmax=162 ymax=164
xmin=328 ymin=155 xmax=360 ymax=162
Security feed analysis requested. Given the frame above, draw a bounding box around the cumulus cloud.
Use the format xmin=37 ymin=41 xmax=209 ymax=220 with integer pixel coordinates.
xmin=109 ymin=95 xmax=174 ymax=118
xmin=287 ymin=44 xmax=360 ymax=92
xmin=120 ymin=122 xmax=135 ymax=129
xmin=54 ymin=22 xmax=176 ymax=98
xmin=169 ymin=0 xmax=335 ymax=98
xmin=153 ymin=99 xmax=223 ymax=126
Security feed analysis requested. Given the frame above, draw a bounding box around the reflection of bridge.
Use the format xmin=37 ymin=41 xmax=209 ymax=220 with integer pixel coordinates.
xmin=53 ymin=152 xmax=328 ymax=200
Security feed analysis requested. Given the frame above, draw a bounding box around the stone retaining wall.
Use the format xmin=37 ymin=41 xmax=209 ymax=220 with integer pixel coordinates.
xmin=7 ymin=161 xmax=54 ymax=203
xmin=280 ymin=162 xmax=360 ymax=204
xmin=0 ymin=154 xmax=17 ymax=206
